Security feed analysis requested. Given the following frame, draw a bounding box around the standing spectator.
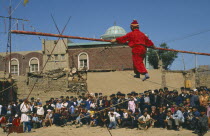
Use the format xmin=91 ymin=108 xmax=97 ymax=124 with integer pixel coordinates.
xmin=128 ymin=97 xmax=136 ymax=113
xmin=36 ymin=104 xmax=44 ymax=117
xmin=36 ymin=98 xmax=42 ymax=106
xmin=159 ymin=89 xmax=165 ymax=106
xmin=55 ymin=99 xmax=62 ymax=112
xmin=20 ymin=99 xmax=31 ymax=133
xmin=190 ymin=90 xmax=199 ymax=107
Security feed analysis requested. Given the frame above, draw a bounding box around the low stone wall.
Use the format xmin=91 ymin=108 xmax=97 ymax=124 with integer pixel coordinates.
xmin=13 ymin=69 xmax=198 ymax=102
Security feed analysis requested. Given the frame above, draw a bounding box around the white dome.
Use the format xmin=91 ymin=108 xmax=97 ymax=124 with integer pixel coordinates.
xmin=101 ymin=25 xmax=127 ymax=40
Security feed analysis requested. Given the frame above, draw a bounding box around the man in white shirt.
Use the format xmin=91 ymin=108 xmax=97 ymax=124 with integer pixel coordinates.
xmin=20 ymin=98 xmax=31 ymax=132
xmin=138 ymin=111 xmax=152 ymax=130
xmin=108 ymin=113 xmax=117 ymax=129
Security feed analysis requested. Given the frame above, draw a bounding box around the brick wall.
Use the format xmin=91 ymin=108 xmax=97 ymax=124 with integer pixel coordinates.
xmin=68 ymin=46 xmax=133 ymax=71
xmin=0 ymin=52 xmax=43 ymax=75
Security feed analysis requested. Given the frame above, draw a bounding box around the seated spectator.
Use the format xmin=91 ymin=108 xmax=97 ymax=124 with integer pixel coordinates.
xmin=157 ymin=107 xmax=166 ymax=128
xmin=131 ymin=109 xmax=141 ymax=128
xmin=194 ymin=107 xmax=208 ymax=136
xmin=172 ymin=106 xmax=184 ymax=131
xmin=98 ymin=110 xmax=109 ymax=127
xmin=108 ymin=112 xmax=117 ymax=129
xmin=185 ymin=107 xmax=193 ymax=130
xmin=53 ymin=110 xmax=61 ymax=126
xmin=150 ymin=106 xmax=158 ymax=127
xmin=138 ymin=111 xmax=152 ymax=130
xmin=190 ymin=106 xmax=200 ymax=130
xmin=164 ymin=111 xmax=173 ymax=130
xmin=12 ymin=114 xmax=21 ymax=127
xmin=90 ymin=113 xmax=98 ymax=127
xmin=37 ymin=117 xmax=43 ymax=128
xmin=0 ymin=114 xmax=7 ymax=132
xmin=44 ymin=110 xmax=53 ymax=127
xmin=32 ymin=113 xmax=39 ymax=129
xmin=60 ymin=110 xmax=69 ymax=127
xmin=121 ymin=110 xmax=133 ymax=128
xmin=108 ymin=109 xmax=121 ymax=126
xmin=206 ymin=101 xmax=210 ymax=129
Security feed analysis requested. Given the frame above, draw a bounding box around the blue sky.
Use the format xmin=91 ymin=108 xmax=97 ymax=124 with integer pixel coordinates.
xmin=0 ymin=0 xmax=210 ymax=70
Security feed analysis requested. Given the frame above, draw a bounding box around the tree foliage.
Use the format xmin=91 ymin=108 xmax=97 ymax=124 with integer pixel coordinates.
xmin=147 ymin=43 xmax=178 ymax=70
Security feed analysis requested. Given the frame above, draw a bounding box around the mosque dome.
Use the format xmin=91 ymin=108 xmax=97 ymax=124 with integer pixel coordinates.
xmin=101 ymin=25 xmax=127 ymax=40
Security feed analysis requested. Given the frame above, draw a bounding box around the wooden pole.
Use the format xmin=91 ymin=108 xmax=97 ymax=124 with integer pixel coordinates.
xmin=11 ymin=30 xmax=210 ymax=56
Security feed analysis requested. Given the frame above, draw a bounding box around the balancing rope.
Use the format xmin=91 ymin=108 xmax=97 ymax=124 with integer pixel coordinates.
xmin=10 ymin=30 xmax=210 ymax=56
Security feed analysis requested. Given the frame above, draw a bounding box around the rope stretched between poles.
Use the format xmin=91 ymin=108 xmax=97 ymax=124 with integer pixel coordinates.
xmin=11 ymin=30 xmax=210 ymax=56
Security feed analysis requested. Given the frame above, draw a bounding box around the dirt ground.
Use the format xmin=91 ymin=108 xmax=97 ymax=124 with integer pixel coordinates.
xmin=3 ymin=125 xmax=209 ymax=136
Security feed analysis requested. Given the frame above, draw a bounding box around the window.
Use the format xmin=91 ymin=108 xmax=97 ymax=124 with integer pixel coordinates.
xmin=61 ymin=54 xmax=65 ymax=60
xmin=54 ymin=54 xmax=58 ymax=61
xmin=29 ymin=58 xmax=39 ymax=73
xmin=78 ymin=52 xmax=89 ymax=70
xmin=10 ymin=59 xmax=19 ymax=75
xmin=11 ymin=65 xmax=18 ymax=75
xmin=30 ymin=64 xmax=38 ymax=72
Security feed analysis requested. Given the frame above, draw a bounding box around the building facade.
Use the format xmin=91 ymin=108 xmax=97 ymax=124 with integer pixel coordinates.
xmin=0 ymin=25 xmax=152 ymax=76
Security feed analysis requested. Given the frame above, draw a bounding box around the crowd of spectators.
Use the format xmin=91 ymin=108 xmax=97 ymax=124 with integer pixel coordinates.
xmin=0 ymin=86 xmax=210 ymax=136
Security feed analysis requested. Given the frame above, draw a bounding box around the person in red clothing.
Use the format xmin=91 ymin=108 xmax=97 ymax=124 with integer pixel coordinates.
xmin=0 ymin=115 xmax=7 ymax=132
xmin=111 ymin=20 xmax=155 ymax=81
xmin=12 ymin=114 xmax=21 ymax=127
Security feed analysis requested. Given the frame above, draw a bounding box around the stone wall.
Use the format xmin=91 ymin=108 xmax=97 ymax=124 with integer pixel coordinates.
xmin=13 ymin=68 xmax=210 ymax=103
xmin=14 ymin=75 xmax=71 ymax=102
xmin=196 ymin=65 xmax=210 ymax=88
xmin=14 ymin=70 xmax=195 ymax=102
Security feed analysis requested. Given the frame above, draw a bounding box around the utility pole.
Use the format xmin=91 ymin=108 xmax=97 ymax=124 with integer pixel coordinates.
xmin=195 ymin=54 xmax=198 ymax=87
xmin=9 ymin=0 xmax=12 ymax=76
xmin=1 ymin=0 xmax=29 ymax=76
xmin=181 ymin=54 xmax=186 ymax=71
xmin=195 ymin=55 xmax=197 ymax=72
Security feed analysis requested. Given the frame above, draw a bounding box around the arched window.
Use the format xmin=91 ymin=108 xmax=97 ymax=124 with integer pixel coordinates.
xmin=9 ymin=58 xmax=19 ymax=75
xmin=29 ymin=57 xmax=39 ymax=73
xmin=78 ymin=52 xmax=89 ymax=70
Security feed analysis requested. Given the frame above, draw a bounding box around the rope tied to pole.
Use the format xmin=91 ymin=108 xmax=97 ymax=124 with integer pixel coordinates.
xmin=11 ymin=30 xmax=210 ymax=56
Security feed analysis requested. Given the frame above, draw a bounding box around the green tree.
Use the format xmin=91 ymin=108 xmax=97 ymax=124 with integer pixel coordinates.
xmin=147 ymin=43 xmax=178 ymax=70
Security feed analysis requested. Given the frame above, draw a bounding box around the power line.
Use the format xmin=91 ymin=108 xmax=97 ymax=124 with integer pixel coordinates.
xmin=163 ymin=29 xmax=210 ymax=44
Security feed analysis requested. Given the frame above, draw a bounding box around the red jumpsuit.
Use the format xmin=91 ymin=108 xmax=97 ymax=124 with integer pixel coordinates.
xmin=116 ymin=29 xmax=154 ymax=74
